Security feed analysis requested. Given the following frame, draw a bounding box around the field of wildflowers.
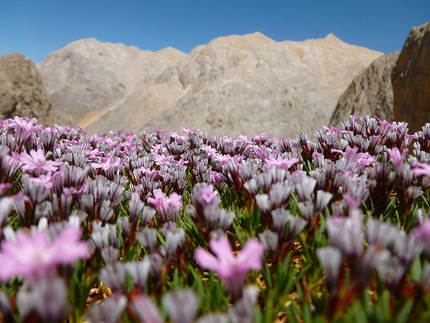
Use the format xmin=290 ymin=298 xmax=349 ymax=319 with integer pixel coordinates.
xmin=1 ymin=115 xmax=430 ymax=322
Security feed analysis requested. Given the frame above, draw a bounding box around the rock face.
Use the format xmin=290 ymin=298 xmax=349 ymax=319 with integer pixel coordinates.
xmin=329 ymin=52 xmax=400 ymax=128
xmin=392 ymin=22 xmax=430 ymax=134
xmin=0 ymin=53 xmax=71 ymax=126
xmin=37 ymin=34 xmax=382 ymax=138
xmin=37 ymin=39 xmax=187 ymax=132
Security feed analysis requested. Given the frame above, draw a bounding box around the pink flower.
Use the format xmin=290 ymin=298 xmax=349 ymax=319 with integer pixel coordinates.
xmin=194 ymin=237 xmax=264 ymax=298
xmin=90 ymin=156 xmax=121 ymax=171
xmin=131 ymin=294 xmax=163 ymax=323
xmin=321 ymin=124 xmax=347 ymax=134
xmin=412 ymin=219 xmax=430 ymax=256
xmin=334 ymin=146 xmax=376 ymax=168
xmin=20 ymin=149 xmax=63 ymax=174
xmin=196 ymin=184 xmax=219 ymax=205
xmin=413 ymin=162 xmax=430 ymax=177
xmin=154 ymin=154 xmax=175 ymax=166
xmin=139 ymin=167 xmax=160 ymax=180
xmin=147 ymin=189 xmax=182 ymax=222
xmin=264 ymin=155 xmax=299 ymax=170
xmin=0 ymin=226 xmax=89 ymax=282
xmin=201 ymin=145 xmax=218 ymax=157
xmin=10 ymin=116 xmax=42 ymax=145
xmin=28 ymin=171 xmax=63 ymax=189
xmin=387 ymin=147 xmax=406 ymax=168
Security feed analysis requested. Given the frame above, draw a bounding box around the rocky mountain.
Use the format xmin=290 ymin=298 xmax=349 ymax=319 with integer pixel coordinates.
xmin=329 ymin=52 xmax=399 ymax=128
xmin=0 ymin=53 xmax=71 ymax=126
xmin=37 ymin=33 xmax=382 ymax=138
xmin=392 ymin=22 xmax=430 ymax=134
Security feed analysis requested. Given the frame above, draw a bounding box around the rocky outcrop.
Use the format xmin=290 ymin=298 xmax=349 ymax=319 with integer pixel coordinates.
xmin=37 ymin=34 xmax=382 ymax=138
xmin=392 ymin=22 xmax=430 ymax=134
xmin=329 ymin=52 xmax=399 ymax=128
xmin=0 ymin=53 xmax=71 ymax=126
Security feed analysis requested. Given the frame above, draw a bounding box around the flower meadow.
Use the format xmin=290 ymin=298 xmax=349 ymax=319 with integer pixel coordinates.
xmin=2 ymin=116 xmax=430 ymax=322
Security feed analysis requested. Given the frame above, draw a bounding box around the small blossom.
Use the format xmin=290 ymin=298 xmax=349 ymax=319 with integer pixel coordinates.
xmin=28 ymin=171 xmax=63 ymax=189
xmin=412 ymin=219 xmax=430 ymax=256
xmin=367 ymin=218 xmax=399 ymax=248
xmin=412 ymin=161 xmax=430 ymax=177
xmin=20 ymin=149 xmax=63 ymax=174
xmin=315 ymin=190 xmax=333 ymax=213
xmin=131 ymin=294 xmax=163 ymax=323
xmin=154 ymin=154 xmax=175 ymax=166
xmin=86 ymin=294 xmax=127 ymax=323
xmin=147 ymin=189 xmax=182 ymax=222
xmin=228 ymin=285 xmax=259 ymax=323
xmin=10 ymin=116 xmax=42 ymax=146
xmin=0 ymin=197 xmax=13 ymax=228
xmin=264 ymin=155 xmax=299 ymax=171
xmin=162 ymin=289 xmax=198 ymax=323
xmin=16 ymin=277 xmax=70 ymax=322
xmin=195 ymin=183 xmax=220 ymax=206
xmin=327 ymin=209 xmax=363 ymax=258
xmin=387 ymin=147 xmax=406 ymax=168
xmin=0 ymin=226 xmax=89 ymax=282
xmin=271 ymin=208 xmax=307 ymax=240
xmin=258 ymin=230 xmax=279 ymax=252
xmin=194 ymin=237 xmax=264 ymax=299
xmin=292 ymin=171 xmax=316 ymax=202
xmin=90 ymin=155 xmax=121 ymax=171
xmin=317 ymin=246 xmax=342 ymax=291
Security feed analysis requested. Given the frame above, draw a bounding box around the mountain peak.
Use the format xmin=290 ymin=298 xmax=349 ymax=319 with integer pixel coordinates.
xmin=324 ymin=33 xmax=343 ymax=43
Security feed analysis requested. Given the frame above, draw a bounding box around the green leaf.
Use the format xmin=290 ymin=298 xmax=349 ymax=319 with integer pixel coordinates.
xmin=395 ymin=298 xmax=413 ymax=323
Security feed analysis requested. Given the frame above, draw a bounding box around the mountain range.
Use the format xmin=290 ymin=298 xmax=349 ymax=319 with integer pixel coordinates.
xmin=36 ymin=32 xmax=382 ymax=138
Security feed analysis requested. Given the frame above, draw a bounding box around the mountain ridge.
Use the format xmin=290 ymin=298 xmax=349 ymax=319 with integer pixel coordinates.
xmin=36 ymin=32 xmax=382 ymax=137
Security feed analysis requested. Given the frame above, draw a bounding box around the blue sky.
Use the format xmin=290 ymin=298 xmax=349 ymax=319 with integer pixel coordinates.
xmin=1 ymin=1 xmax=429 ymax=64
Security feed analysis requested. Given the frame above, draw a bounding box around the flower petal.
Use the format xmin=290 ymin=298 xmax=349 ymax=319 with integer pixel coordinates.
xmin=237 ymin=238 xmax=264 ymax=271
xmin=209 ymin=237 xmax=234 ymax=264
xmin=194 ymin=247 xmax=220 ymax=271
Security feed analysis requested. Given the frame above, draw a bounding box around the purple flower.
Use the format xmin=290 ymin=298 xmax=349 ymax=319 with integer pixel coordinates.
xmin=20 ymin=149 xmax=63 ymax=174
xmin=264 ymin=155 xmax=299 ymax=171
xmin=86 ymin=294 xmax=127 ymax=323
xmin=194 ymin=237 xmax=264 ymax=298
xmin=154 ymin=154 xmax=175 ymax=166
xmin=0 ymin=226 xmax=89 ymax=282
xmin=90 ymin=155 xmax=121 ymax=171
xmin=326 ymin=208 xmax=364 ymax=258
xmin=131 ymin=294 xmax=163 ymax=323
xmin=412 ymin=162 xmax=430 ymax=177
xmin=28 ymin=171 xmax=63 ymax=189
xmin=162 ymin=289 xmax=198 ymax=323
xmin=10 ymin=116 xmax=42 ymax=147
xmin=317 ymin=246 xmax=342 ymax=291
xmin=412 ymin=219 xmax=430 ymax=256
xmin=0 ymin=197 xmax=13 ymax=228
xmin=147 ymin=189 xmax=182 ymax=222
xmin=16 ymin=277 xmax=71 ymax=322
xmin=292 ymin=171 xmax=316 ymax=202
xmin=196 ymin=183 xmax=220 ymax=205
xmin=387 ymin=147 xmax=406 ymax=168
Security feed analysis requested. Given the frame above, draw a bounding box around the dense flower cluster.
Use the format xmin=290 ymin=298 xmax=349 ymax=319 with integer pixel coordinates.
xmin=1 ymin=115 xmax=430 ymax=322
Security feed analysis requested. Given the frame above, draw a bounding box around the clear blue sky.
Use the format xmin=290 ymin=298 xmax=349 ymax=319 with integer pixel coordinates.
xmin=1 ymin=1 xmax=429 ymax=64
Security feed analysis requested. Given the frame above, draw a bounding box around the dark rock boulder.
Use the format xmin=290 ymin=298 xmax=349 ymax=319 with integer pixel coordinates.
xmin=329 ymin=52 xmax=399 ymax=128
xmin=392 ymin=22 xmax=430 ymax=133
xmin=0 ymin=53 xmax=71 ymax=126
